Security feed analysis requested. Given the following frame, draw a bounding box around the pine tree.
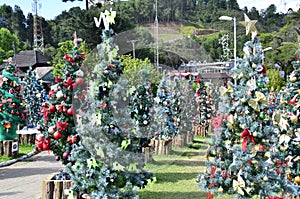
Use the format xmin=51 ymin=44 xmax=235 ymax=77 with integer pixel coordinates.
xmin=38 ymin=33 xmax=86 ymax=163
xmin=0 ymin=57 xmax=26 ymax=140
xmin=275 ymin=47 xmax=300 ymax=192
xmin=22 ymin=66 xmax=46 ymax=127
xmin=198 ymin=28 xmax=297 ymax=198
xmin=67 ymin=29 xmax=153 ymax=198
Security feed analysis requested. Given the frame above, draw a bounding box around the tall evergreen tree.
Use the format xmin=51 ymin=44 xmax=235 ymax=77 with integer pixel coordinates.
xmin=198 ymin=16 xmax=297 ymax=198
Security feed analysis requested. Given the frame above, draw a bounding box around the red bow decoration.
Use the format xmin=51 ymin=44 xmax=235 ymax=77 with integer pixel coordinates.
xmin=55 ymin=105 xmax=64 ymax=113
xmin=210 ymin=166 xmax=216 ymax=178
xmin=67 ymin=135 xmax=77 ymax=144
xmin=241 ymin=128 xmax=255 ymax=151
xmin=206 ymin=192 xmax=214 ymax=199
xmin=65 ymin=77 xmax=73 ymax=88
xmin=56 ymin=122 xmax=68 ymax=132
xmin=98 ymin=103 xmax=107 ymax=109
xmin=55 ymin=76 xmax=63 ymax=83
xmin=196 ymin=77 xmax=201 ymax=84
xmin=40 ymin=107 xmax=49 ymax=120
xmin=266 ymin=197 xmax=283 ymax=199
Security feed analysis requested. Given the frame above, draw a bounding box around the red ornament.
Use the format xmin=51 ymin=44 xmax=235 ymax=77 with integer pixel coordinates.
xmin=62 ymin=151 xmax=70 ymax=160
xmin=55 ymin=156 xmax=60 ymax=161
xmin=49 ymin=105 xmax=56 ymax=112
xmin=43 ymin=138 xmax=50 ymax=151
xmin=67 ymin=107 xmax=74 ymax=116
xmin=75 ymin=78 xmax=84 ymax=86
xmin=53 ymin=131 xmax=62 ymax=140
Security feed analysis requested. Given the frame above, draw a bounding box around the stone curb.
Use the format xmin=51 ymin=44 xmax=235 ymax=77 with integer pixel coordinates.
xmin=0 ymin=151 xmax=40 ymax=167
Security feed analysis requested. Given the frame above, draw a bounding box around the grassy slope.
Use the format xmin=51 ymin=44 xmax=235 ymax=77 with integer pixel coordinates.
xmin=139 ymin=136 xmax=232 ymax=199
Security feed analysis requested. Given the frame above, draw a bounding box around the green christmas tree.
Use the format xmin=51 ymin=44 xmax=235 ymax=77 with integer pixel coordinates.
xmin=38 ymin=33 xmax=86 ymax=163
xmin=174 ymin=79 xmax=196 ymax=140
xmin=22 ymin=66 xmax=46 ymax=127
xmin=0 ymin=58 xmax=26 ymax=140
xmin=198 ymin=15 xmax=297 ymax=198
xmin=152 ymin=78 xmax=176 ymax=139
xmin=170 ymin=79 xmax=182 ymax=135
xmin=128 ymin=67 xmax=154 ymax=150
xmin=275 ymin=47 xmax=300 ymax=191
xmin=67 ymin=27 xmax=153 ymax=198
xmin=195 ymin=77 xmax=213 ymax=136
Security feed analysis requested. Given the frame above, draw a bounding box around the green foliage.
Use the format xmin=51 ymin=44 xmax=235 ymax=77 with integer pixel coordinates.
xmin=119 ymin=54 xmax=162 ymax=89
xmin=266 ymin=69 xmax=286 ymax=91
xmin=52 ymin=40 xmax=90 ymax=77
xmin=22 ymin=67 xmax=46 ymax=126
xmin=0 ymin=28 xmax=19 ymax=63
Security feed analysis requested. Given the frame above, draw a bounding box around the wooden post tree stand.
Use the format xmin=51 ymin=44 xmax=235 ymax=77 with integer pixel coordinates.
xmin=0 ymin=124 xmax=19 ymax=156
xmin=142 ymin=147 xmax=153 ymax=163
xmin=172 ymin=133 xmax=187 ymax=147
xmin=185 ymin=131 xmax=194 ymax=144
xmin=0 ymin=139 xmax=19 ymax=156
xmin=42 ymin=177 xmax=74 ymax=199
xmin=17 ymin=128 xmax=39 ymax=145
xmin=150 ymin=138 xmax=172 ymax=155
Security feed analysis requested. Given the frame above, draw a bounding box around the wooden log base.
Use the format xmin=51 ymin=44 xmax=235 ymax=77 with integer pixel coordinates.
xmin=18 ymin=133 xmax=36 ymax=145
xmin=151 ymin=139 xmax=172 ymax=155
xmin=142 ymin=147 xmax=153 ymax=163
xmin=172 ymin=134 xmax=187 ymax=147
xmin=0 ymin=139 xmax=19 ymax=156
xmin=42 ymin=179 xmax=75 ymax=199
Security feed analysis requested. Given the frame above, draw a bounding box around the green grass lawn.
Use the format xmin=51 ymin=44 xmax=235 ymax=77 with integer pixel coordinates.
xmin=138 ymin=136 xmax=233 ymax=199
xmin=0 ymin=144 xmax=35 ymax=163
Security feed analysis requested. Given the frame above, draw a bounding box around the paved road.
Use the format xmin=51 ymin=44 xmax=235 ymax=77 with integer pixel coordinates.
xmin=0 ymin=151 xmax=64 ymax=199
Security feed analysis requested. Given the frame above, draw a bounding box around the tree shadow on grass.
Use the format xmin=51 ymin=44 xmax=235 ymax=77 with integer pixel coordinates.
xmin=153 ymin=172 xmax=199 ymax=183
xmin=139 ymin=191 xmax=206 ymax=199
xmin=151 ymin=159 xmax=206 ymax=167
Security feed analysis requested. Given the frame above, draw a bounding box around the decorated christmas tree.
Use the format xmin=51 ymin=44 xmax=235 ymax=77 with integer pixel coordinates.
xmin=38 ymin=33 xmax=86 ymax=163
xmin=198 ymin=14 xmax=297 ymax=198
xmin=152 ymin=78 xmax=176 ymax=139
xmin=128 ymin=67 xmax=154 ymax=150
xmin=0 ymin=57 xmax=26 ymax=140
xmin=274 ymin=47 xmax=300 ymax=192
xmin=180 ymin=80 xmax=197 ymax=134
xmin=170 ymin=79 xmax=182 ymax=134
xmin=195 ymin=77 xmax=213 ymax=136
xmin=66 ymin=10 xmax=153 ymax=197
xmin=22 ymin=66 xmax=46 ymax=127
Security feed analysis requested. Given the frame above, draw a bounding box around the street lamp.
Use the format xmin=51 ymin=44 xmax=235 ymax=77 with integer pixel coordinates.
xmin=219 ymin=16 xmax=236 ymax=70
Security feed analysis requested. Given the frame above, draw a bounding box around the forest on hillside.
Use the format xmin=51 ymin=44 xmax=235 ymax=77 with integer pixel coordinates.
xmin=0 ymin=0 xmax=299 ymax=75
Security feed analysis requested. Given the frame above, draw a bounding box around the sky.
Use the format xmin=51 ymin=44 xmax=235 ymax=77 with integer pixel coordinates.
xmin=0 ymin=0 xmax=299 ymax=20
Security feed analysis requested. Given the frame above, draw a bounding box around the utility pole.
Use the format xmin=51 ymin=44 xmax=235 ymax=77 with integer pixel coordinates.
xmin=127 ymin=40 xmax=139 ymax=58
xmin=155 ymin=0 xmax=159 ymax=68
